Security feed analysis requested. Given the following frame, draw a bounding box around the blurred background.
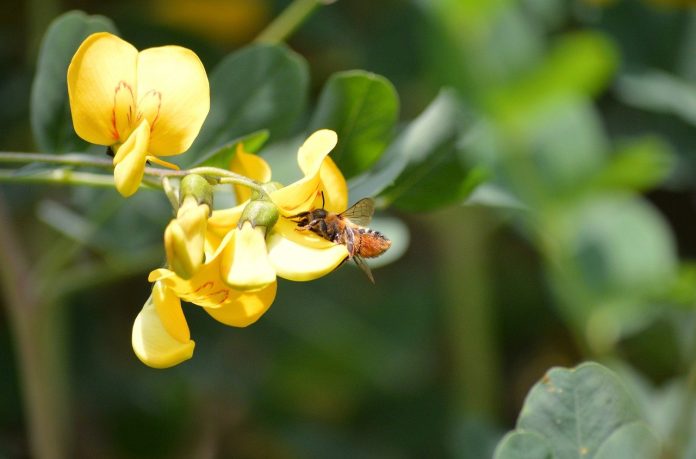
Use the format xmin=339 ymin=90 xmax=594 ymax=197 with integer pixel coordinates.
xmin=3 ymin=0 xmax=696 ymax=457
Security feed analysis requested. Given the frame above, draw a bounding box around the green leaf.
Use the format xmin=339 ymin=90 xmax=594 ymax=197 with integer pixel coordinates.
xmin=497 ymin=362 xmax=661 ymax=459
xmin=30 ymin=11 xmax=117 ymax=153
xmin=493 ymin=431 xmax=553 ymax=459
xmin=309 ymin=70 xmax=399 ymax=178
xmin=616 ymin=72 xmax=696 ymax=126
xmin=594 ymin=422 xmax=660 ymax=459
xmin=349 ymin=89 xmax=483 ymax=210
xmin=382 ymin=90 xmax=485 ymax=211
xmin=594 ymin=137 xmax=674 ymax=192
xmin=185 ymin=44 xmax=308 ymax=164
xmin=192 ymin=130 xmax=269 ymax=168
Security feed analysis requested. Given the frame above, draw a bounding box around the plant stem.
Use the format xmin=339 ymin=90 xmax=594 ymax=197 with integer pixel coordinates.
xmin=0 ymin=152 xmax=264 ymax=193
xmin=0 ymin=169 xmax=117 ymax=188
xmin=255 ymin=0 xmax=332 ymax=44
xmin=0 ymin=194 xmax=69 ymax=459
xmin=0 ymin=152 xmax=113 ymax=168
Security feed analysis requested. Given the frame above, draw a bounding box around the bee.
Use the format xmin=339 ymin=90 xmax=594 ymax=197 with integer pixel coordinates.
xmin=289 ymin=194 xmax=391 ymax=283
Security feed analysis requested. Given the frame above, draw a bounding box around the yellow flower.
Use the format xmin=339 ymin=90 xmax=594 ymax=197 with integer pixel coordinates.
xmin=67 ymin=32 xmax=210 ymax=197
xmin=206 ymin=129 xmax=350 ymax=283
xmin=132 ymin=230 xmax=277 ymax=368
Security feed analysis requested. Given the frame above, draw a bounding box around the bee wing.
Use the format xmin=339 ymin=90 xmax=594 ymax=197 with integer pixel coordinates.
xmin=353 ymin=255 xmax=375 ymax=284
xmin=340 ymin=198 xmax=375 ymax=227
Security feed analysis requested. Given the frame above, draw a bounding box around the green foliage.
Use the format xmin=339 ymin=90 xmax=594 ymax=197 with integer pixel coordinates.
xmin=350 ymin=89 xmax=484 ymax=210
xmin=185 ymin=44 xmax=308 ymax=163
xmin=192 ymin=130 xmax=269 ymax=168
xmin=309 ymin=70 xmax=399 ymax=179
xmin=494 ymin=362 xmax=660 ymax=459
xmin=30 ymin=11 xmax=117 ymax=153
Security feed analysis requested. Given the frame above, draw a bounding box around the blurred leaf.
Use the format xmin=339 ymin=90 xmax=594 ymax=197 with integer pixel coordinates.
xmin=496 ymin=362 xmax=660 ymax=459
xmin=192 ymin=130 xmax=269 ymax=168
xmin=595 ymin=137 xmax=674 ymax=192
xmin=524 ymin=99 xmax=608 ymax=197
xmin=185 ymin=44 xmax=308 ymax=163
xmin=617 ymin=72 xmax=696 ymax=126
xmin=30 ymin=11 xmax=117 ymax=153
xmin=493 ymin=431 xmax=553 ymax=459
xmin=565 ymin=195 xmax=676 ymax=299
xmin=309 ymin=70 xmax=399 ymax=179
xmin=464 ymin=182 xmax=527 ymax=210
xmin=489 ymin=31 xmax=617 ymax=128
xmin=349 ymin=89 xmax=484 ymax=211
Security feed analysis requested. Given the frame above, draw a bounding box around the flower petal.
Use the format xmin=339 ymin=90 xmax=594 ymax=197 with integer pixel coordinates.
xmin=206 ymin=203 xmax=246 ymax=254
xmin=67 ymin=32 xmax=138 ymax=145
xmin=132 ymin=295 xmax=195 ymax=369
xmin=318 ymin=156 xmax=348 ymax=213
xmin=267 ymin=218 xmax=349 ymax=281
xmin=152 ymin=281 xmax=190 ymax=343
xmin=136 ymin=45 xmax=210 ymax=155
xmin=204 ymin=281 xmax=277 ymax=327
xmin=220 ymin=223 xmax=276 ymax=290
xmin=270 ymin=129 xmax=338 ymax=215
xmin=113 ymin=120 xmax=150 ymax=197
xmin=229 ymin=145 xmax=272 ymax=203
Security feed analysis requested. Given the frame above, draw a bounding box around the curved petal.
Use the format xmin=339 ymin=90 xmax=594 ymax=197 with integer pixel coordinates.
xmin=270 ymin=130 xmax=338 ymax=215
xmin=113 ymin=120 xmax=150 ymax=197
xmin=229 ymin=145 xmax=272 ymax=203
xmin=67 ymin=32 xmax=138 ymax=145
xmin=132 ymin=296 xmax=195 ymax=369
xmin=205 ymin=203 xmax=246 ymax=253
xmin=318 ymin=156 xmax=348 ymax=213
xmin=152 ymin=281 xmax=190 ymax=343
xmin=137 ymin=45 xmax=210 ymax=155
xmin=220 ymin=223 xmax=275 ymax=290
xmin=267 ymin=218 xmax=349 ymax=281
xmin=297 ymin=129 xmax=338 ymax=175
xmin=204 ymin=281 xmax=277 ymax=327
xmin=164 ymin=203 xmax=207 ymax=279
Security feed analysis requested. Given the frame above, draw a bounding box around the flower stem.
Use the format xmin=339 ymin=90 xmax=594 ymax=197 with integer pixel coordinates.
xmin=0 ymin=152 xmax=264 ymax=194
xmin=254 ymin=0 xmax=334 ymax=44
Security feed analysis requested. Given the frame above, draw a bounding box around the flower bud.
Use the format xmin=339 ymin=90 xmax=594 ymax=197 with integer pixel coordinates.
xmin=179 ymin=174 xmax=213 ymax=212
xmin=164 ymin=175 xmax=212 ymax=279
xmin=239 ymin=196 xmax=279 ymax=232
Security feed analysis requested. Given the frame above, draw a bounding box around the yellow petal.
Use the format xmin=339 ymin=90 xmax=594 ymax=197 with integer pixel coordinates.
xmin=150 ymin=231 xmax=276 ymax=319
xmin=267 ymin=218 xmax=349 ymax=281
xmin=132 ymin=295 xmax=195 ymax=369
xmin=68 ymin=32 xmax=138 ymax=145
xmin=318 ymin=156 xmax=348 ymax=213
xmin=220 ymin=223 xmax=276 ymax=290
xmin=136 ymin=45 xmax=210 ymax=155
xmin=164 ymin=203 xmax=207 ymax=279
xmin=204 ymin=281 xmax=277 ymax=327
xmin=113 ymin=120 xmax=150 ymax=197
xmin=205 ymin=203 xmax=246 ymax=253
xmin=229 ymin=145 xmax=272 ymax=203
xmin=298 ymin=129 xmax=338 ymax=175
xmin=270 ymin=129 xmax=338 ymax=215
xmin=152 ymin=281 xmax=190 ymax=343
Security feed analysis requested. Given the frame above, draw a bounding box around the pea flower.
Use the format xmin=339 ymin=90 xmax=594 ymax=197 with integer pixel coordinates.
xmin=132 ymin=229 xmax=277 ymax=368
xmin=67 ymin=32 xmax=210 ymax=197
xmin=206 ymin=129 xmax=350 ymax=283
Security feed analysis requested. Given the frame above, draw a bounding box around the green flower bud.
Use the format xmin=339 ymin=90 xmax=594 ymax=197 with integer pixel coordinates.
xmin=179 ymin=174 xmax=213 ymax=211
xmin=239 ymin=198 xmax=279 ymax=232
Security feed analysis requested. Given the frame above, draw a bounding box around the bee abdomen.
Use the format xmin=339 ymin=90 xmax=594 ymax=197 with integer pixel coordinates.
xmin=355 ymin=227 xmax=391 ymax=258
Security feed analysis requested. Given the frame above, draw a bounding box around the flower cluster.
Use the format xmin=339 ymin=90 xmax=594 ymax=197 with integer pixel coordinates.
xmin=68 ymin=33 xmax=352 ymax=367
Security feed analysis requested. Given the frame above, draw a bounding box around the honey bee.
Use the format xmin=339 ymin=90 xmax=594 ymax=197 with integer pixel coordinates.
xmin=289 ymin=194 xmax=391 ymax=283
